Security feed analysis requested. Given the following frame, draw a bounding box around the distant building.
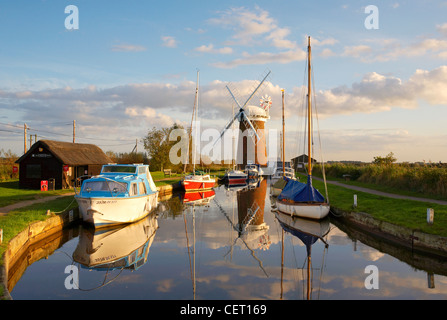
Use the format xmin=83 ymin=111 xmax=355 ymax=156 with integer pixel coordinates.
xmin=16 ymin=140 xmax=111 ymax=189
xmin=291 ymin=154 xmax=317 ymax=172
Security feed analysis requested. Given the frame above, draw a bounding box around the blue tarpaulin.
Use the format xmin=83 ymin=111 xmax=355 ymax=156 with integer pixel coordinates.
xmin=277 ymin=175 xmax=326 ymax=203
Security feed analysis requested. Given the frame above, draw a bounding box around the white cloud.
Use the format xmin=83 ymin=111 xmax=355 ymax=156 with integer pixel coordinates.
xmin=213 ymin=49 xmax=306 ymax=69
xmin=161 ymin=36 xmax=177 ymax=48
xmin=194 ymin=44 xmax=233 ymax=54
xmin=341 ymin=36 xmax=447 ymax=62
xmin=111 ymin=44 xmax=146 ymax=52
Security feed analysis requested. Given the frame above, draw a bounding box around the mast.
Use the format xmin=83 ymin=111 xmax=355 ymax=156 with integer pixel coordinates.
xmin=193 ymin=70 xmax=199 ymax=174
xmin=307 ymin=36 xmax=312 ymax=175
xmin=184 ymin=70 xmax=199 ymax=174
xmin=281 ymin=89 xmax=285 ymax=176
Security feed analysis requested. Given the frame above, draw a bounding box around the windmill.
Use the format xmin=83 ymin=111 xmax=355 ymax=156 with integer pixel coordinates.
xmin=216 ymin=70 xmax=272 ymax=170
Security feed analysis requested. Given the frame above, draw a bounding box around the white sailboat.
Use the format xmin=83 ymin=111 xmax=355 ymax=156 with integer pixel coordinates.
xmin=276 ymin=36 xmax=330 ymax=220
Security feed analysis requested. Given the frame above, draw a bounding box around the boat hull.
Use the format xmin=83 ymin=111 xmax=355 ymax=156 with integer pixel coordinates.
xmin=228 ymin=177 xmax=247 ymax=185
xmin=182 ymin=179 xmax=216 ymax=191
xmin=75 ymin=193 xmax=158 ymax=228
xmin=276 ymin=200 xmax=330 ymax=220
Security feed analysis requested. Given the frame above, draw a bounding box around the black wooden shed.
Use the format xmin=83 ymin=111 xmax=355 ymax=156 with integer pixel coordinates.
xmin=15 ymin=140 xmax=112 ymax=189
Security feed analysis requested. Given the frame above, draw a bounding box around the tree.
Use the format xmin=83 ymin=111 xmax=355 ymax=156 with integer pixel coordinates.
xmin=373 ymin=152 xmax=397 ymax=166
xmin=142 ymin=123 xmax=185 ymax=172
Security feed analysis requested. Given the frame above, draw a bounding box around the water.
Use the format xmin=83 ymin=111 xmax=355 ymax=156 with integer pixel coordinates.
xmin=9 ymin=179 xmax=447 ymax=300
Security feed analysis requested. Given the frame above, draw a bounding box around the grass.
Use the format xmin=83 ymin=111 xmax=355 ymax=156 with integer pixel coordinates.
xmin=0 ymin=180 xmax=74 ymax=208
xmin=309 ymin=176 xmax=447 ymax=237
xmin=0 ymin=194 xmax=77 ymax=266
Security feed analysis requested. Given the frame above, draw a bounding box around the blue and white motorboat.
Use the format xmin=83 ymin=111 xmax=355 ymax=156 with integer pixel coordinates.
xmin=74 ymin=164 xmax=159 ymax=228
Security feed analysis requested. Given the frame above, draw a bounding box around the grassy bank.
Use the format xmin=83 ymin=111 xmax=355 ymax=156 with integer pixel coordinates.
xmin=309 ymin=177 xmax=447 ymax=237
xmin=0 ymin=194 xmax=77 ymax=266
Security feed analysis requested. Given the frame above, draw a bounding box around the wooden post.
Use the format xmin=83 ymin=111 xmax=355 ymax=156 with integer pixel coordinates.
xmin=73 ymin=120 xmax=76 ymax=143
xmin=24 ymin=123 xmax=27 ymax=154
xmin=0 ymin=228 xmax=3 ymax=244
xmin=427 ymin=208 xmax=434 ymax=224
xmin=353 ymin=194 xmax=358 ymax=208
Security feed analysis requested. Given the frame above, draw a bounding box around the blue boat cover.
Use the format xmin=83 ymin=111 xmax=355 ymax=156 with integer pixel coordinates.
xmin=277 ymin=175 xmax=326 ymax=203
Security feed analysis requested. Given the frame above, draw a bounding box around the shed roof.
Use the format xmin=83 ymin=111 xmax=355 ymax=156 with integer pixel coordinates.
xmin=16 ymin=140 xmax=112 ymax=166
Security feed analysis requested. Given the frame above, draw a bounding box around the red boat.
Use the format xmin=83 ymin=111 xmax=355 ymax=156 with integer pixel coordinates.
xmin=182 ymin=174 xmax=216 ymax=191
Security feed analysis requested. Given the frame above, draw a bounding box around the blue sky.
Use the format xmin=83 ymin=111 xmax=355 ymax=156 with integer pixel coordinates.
xmin=1 ymin=0 xmax=447 ymax=162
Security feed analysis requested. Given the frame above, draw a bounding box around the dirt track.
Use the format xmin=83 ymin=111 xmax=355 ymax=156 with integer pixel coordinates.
xmin=0 ymin=193 xmax=75 ymax=217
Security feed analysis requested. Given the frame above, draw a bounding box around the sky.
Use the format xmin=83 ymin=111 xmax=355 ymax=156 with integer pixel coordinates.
xmin=1 ymin=0 xmax=447 ymax=163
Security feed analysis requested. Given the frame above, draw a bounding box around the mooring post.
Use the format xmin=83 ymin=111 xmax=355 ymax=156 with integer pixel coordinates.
xmin=427 ymin=208 xmax=434 ymax=224
xmin=353 ymin=194 xmax=358 ymax=208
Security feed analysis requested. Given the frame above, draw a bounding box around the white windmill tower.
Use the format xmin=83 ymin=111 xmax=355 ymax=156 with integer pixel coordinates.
xmin=216 ymin=70 xmax=272 ymax=172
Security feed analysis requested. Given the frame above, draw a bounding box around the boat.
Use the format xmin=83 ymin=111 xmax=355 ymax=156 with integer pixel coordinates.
xmin=276 ymin=37 xmax=330 ymax=220
xmin=223 ymin=169 xmax=248 ymax=185
xmin=244 ymin=163 xmax=263 ymax=179
xmin=272 ymin=166 xmax=295 ymax=181
xmin=182 ymin=172 xmax=216 ymax=191
xmin=182 ymin=70 xmax=217 ymax=191
xmin=74 ymin=163 xmax=159 ymax=228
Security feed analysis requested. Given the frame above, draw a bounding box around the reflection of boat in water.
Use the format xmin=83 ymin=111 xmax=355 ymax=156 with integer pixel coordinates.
xmin=182 ymin=189 xmax=216 ymax=205
xmin=73 ymin=212 xmax=158 ymax=271
xmin=274 ymin=210 xmax=330 ymax=300
xmin=74 ymin=164 xmax=159 ymax=228
xmin=244 ymin=163 xmax=263 ymax=179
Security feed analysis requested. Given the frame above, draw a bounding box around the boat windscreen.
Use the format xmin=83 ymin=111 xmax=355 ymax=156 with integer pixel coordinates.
xmin=82 ymin=180 xmax=127 ymax=194
xmin=102 ymin=165 xmax=136 ymax=174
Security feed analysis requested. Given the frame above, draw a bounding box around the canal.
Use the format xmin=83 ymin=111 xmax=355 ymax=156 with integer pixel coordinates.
xmin=8 ymin=179 xmax=447 ymax=299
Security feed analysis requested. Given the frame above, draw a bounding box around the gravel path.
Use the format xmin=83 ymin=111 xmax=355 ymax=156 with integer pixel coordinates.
xmin=0 ymin=193 xmax=75 ymax=217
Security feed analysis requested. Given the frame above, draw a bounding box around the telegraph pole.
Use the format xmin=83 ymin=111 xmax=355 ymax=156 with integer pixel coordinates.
xmin=73 ymin=120 xmax=76 ymax=143
xmin=24 ymin=123 xmax=27 ymax=154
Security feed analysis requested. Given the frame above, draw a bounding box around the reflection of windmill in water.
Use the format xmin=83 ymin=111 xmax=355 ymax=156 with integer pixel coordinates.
xmin=274 ymin=210 xmax=331 ymax=300
xmin=214 ymin=179 xmax=270 ymax=277
xmin=236 ymin=178 xmax=269 ymax=247
xmin=216 ymin=70 xmax=272 ymax=173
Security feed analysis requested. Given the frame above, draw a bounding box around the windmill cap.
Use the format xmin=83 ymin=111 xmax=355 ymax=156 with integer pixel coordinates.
xmin=245 ymin=105 xmax=270 ymax=121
